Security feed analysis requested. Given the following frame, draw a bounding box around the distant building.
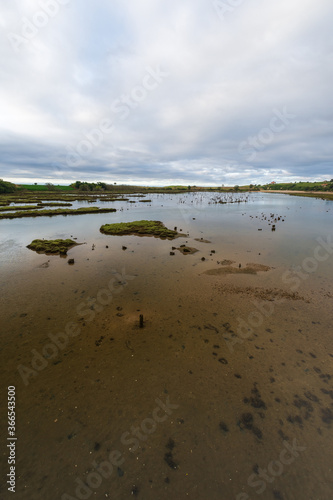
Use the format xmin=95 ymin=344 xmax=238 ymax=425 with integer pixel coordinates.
xmin=270 ymin=181 xmax=276 ymax=184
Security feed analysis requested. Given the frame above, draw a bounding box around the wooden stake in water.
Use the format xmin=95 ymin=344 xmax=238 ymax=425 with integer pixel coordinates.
xmin=139 ymin=315 xmax=144 ymax=328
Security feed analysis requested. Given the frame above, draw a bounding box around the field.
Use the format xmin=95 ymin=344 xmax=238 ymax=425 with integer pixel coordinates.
xmin=19 ymin=184 xmax=75 ymax=191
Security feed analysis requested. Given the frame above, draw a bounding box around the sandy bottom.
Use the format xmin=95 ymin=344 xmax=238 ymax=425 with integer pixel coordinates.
xmin=0 ymin=236 xmax=333 ymax=500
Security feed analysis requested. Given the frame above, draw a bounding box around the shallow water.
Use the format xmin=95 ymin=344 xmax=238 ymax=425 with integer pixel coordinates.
xmin=0 ymin=192 xmax=332 ymax=500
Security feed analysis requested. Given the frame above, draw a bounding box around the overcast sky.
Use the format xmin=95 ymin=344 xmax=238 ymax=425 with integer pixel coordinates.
xmin=1 ymin=0 xmax=332 ymax=186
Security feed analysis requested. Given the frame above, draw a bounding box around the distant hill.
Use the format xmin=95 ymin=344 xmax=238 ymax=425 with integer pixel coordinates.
xmin=0 ymin=179 xmax=17 ymax=193
xmin=262 ymin=180 xmax=333 ymax=192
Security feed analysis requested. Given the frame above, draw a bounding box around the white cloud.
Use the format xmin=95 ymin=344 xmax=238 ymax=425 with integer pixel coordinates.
xmin=0 ymin=0 xmax=332 ymax=185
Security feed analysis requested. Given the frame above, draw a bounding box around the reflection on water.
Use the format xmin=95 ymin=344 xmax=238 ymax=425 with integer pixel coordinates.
xmin=1 ymin=192 xmax=332 ymax=283
xmin=0 ymin=192 xmax=332 ymax=500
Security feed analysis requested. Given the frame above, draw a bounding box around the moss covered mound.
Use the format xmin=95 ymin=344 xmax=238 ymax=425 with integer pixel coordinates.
xmin=0 ymin=207 xmax=117 ymax=219
xmin=27 ymin=239 xmax=80 ymax=255
xmin=0 ymin=203 xmax=73 ymax=212
xmin=100 ymin=220 xmax=180 ymax=239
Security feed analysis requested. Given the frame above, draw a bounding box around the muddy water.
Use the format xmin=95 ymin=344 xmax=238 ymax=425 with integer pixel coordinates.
xmin=0 ymin=193 xmax=333 ymax=500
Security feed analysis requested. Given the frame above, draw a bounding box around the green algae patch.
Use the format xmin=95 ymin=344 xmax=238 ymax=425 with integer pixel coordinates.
xmin=100 ymin=220 xmax=180 ymax=239
xmin=27 ymin=239 xmax=81 ymax=256
xmin=0 ymin=203 xmax=73 ymax=212
xmin=101 ymin=197 xmax=129 ymax=202
xmin=0 ymin=207 xmax=116 ymax=219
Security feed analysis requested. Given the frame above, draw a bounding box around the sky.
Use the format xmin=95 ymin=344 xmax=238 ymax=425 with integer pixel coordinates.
xmin=0 ymin=0 xmax=332 ymax=186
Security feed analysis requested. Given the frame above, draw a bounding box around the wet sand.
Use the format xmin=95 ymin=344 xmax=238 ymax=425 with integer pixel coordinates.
xmin=1 ymin=230 xmax=333 ymax=500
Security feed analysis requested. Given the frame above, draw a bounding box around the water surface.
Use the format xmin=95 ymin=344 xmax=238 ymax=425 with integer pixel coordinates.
xmin=0 ymin=192 xmax=332 ymax=500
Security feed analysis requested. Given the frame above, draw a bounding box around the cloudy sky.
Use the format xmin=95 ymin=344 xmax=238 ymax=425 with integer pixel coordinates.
xmin=1 ymin=0 xmax=332 ymax=186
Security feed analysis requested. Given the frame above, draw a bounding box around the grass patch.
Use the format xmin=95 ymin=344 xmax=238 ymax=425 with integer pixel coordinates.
xmin=100 ymin=197 xmax=129 ymax=202
xmin=20 ymin=184 xmax=75 ymax=191
xmin=100 ymin=220 xmax=180 ymax=239
xmin=0 ymin=203 xmax=72 ymax=212
xmin=27 ymin=239 xmax=81 ymax=255
xmin=0 ymin=194 xmax=101 ymax=204
xmin=0 ymin=207 xmax=117 ymax=219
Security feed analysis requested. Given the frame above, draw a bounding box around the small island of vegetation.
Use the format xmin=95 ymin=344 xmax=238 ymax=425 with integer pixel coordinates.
xmin=27 ymin=239 xmax=81 ymax=255
xmin=100 ymin=220 xmax=180 ymax=239
xmin=0 ymin=207 xmax=117 ymax=219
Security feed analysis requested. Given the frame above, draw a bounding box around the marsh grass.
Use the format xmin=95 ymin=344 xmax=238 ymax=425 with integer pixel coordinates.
xmin=100 ymin=220 xmax=180 ymax=239
xmin=27 ymin=239 xmax=81 ymax=255
xmin=0 ymin=207 xmax=117 ymax=219
xmin=0 ymin=203 xmax=72 ymax=212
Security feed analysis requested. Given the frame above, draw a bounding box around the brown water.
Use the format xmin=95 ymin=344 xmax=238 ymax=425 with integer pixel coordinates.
xmin=0 ymin=192 xmax=333 ymax=500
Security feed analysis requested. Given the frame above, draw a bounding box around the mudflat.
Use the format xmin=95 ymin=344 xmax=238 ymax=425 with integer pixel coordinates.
xmin=0 ymin=191 xmax=332 ymax=500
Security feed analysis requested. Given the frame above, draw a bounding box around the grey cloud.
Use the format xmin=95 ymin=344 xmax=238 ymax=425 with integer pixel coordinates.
xmin=0 ymin=0 xmax=332 ymax=185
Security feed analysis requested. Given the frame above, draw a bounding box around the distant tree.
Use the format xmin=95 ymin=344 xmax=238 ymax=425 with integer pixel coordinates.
xmin=234 ymin=185 xmax=240 ymax=191
xmin=34 ymin=182 xmax=37 ymax=185
xmin=45 ymin=183 xmax=56 ymax=191
xmin=188 ymin=185 xmax=191 ymax=190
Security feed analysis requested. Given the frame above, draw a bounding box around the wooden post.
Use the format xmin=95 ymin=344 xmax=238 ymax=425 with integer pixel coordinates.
xmin=139 ymin=315 xmax=144 ymax=328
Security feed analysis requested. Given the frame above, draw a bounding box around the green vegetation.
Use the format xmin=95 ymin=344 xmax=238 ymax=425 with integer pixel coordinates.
xmin=0 ymin=194 xmax=105 ymax=205
xmin=27 ymin=239 xmax=80 ymax=255
xmin=0 ymin=179 xmax=17 ymax=194
xmin=0 ymin=207 xmax=117 ymax=219
xmin=20 ymin=184 xmax=75 ymax=191
xmin=0 ymin=203 xmax=72 ymax=212
xmin=262 ymin=180 xmax=333 ymax=192
xmin=99 ymin=197 xmax=129 ymax=202
xmin=100 ymin=220 xmax=180 ymax=239
xmin=71 ymin=181 xmax=108 ymax=191
xmin=1 ymin=179 xmax=332 ymax=202
xmin=36 ymin=202 xmax=73 ymax=207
